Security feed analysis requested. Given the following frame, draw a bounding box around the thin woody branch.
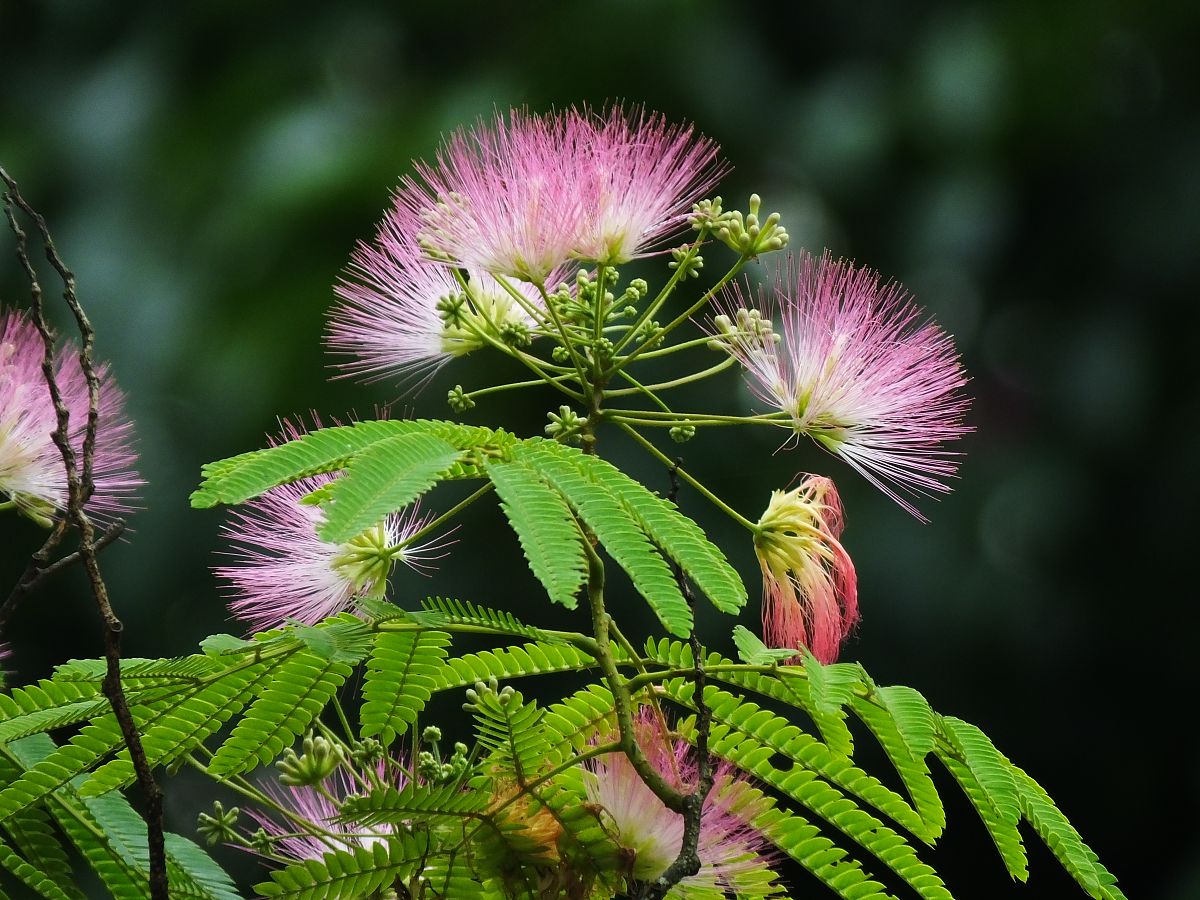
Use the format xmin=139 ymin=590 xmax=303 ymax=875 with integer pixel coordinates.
xmin=1 ymin=166 xmax=168 ymax=900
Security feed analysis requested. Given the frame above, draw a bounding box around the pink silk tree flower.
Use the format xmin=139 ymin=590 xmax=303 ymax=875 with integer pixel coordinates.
xmin=710 ymin=251 xmax=970 ymax=520
xmin=569 ymin=105 xmax=725 ymax=265
xmin=246 ymin=764 xmax=406 ymax=863
xmin=753 ymin=475 xmax=859 ymax=664
xmin=397 ymin=109 xmax=589 ymax=284
xmin=585 ymin=711 xmax=779 ymax=896
xmin=0 ymin=306 xmax=141 ymax=527
xmin=328 ymin=202 xmax=568 ymax=389
xmin=215 ymin=421 xmax=453 ymax=632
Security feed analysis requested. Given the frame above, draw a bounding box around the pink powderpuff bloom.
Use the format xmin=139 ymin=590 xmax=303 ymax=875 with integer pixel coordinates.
xmin=397 ymin=109 xmax=589 ymax=283
xmin=328 ymin=202 xmax=570 ymax=390
xmin=710 ymin=251 xmax=970 ymax=520
xmin=753 ymin=475 xmax=859 ymax=664
xmin=246 ymin=764 xmax=407 ymax=863
xmin=215 ymin=420 xmax=454 ymax=633
xmin=570 ymin=105 xmax=725 ymax=265
xmin=0 ymin=306 xmax=140 ymax=526
xmin=584 ymin=711 xmax=779 ymax=896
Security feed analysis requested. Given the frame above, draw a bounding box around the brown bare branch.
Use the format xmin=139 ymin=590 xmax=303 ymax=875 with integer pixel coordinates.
xmin=2 ymin=166 xmax=168 ymax=899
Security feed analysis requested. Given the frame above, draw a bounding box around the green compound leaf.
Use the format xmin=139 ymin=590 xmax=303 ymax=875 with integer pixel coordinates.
xmin=484 ymin=456 xmax=588 ymax=609
xmin=256 ymin=834 xmax=432 ymax=899
xmin=873 ymin=685 xmax=938 ymax=759
xmin=530 ymin=440 xmax=746 ymax=614
xmin=7 ymin=735 xmax=239 ymax=900
xmin=644 ymin=638 xmax=855 ymax=756
xmin=850 ymin=696 xmax=946 ymax=841
xmin=1011 ymin=764 xmax=1125 ymax=900
xmin=317 ymin=431 xmax=461 ymax=543
xmin=515 ymin=441 xmax=690 ymax=636
xmin=78 ymin=660 xmax=271 ymax=797
xmin=339 ymin=782 xmax=487 ymax=827
xmin=360 ymin=629 xmax=451 ymax=747
xmin=411 ymin=597 xmax=570 ymax=644
xmin=192 ymin=419 xmax=511 ymax=509
xmin=799 ymin=649 xmax=865 ymax=716
xmin=208 ymin=650 xmax=354 ymax=775
xmin=733 ymin=624 xmax=796 ymax=664
xmin=938 ymin=754 xmax=1027 ymax=881
xmin=752 ymin=805 xmax=891 ymax=900
xmin=0 ymin=756 xmax=79 ymax=899
xmin=433 ymin=642 xmax=599 ymax=694
xmin=938 ymin=717 xmax=1020 ymax=826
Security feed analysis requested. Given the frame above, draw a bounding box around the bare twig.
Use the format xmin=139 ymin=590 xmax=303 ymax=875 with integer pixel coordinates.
xmin=2 ymin=166 xmax=168 ymax=899
xmin=640 ymin=457 xmax=714 ymax=899
xmin=0 ymin=520 xmax=125 ymax=630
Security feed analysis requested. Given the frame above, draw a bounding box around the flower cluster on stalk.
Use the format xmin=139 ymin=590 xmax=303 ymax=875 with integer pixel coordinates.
xmin=214 ymin=419 xmax=454 ymax=633
xmin=0 ymin=306 xmax=141 ymax=527
xmin=220 ymin=101 xmax=976 ymax=894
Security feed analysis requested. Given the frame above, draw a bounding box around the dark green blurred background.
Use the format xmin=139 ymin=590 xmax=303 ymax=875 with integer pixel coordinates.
xmin=2 ymin=1 xmax=1196 ymax=897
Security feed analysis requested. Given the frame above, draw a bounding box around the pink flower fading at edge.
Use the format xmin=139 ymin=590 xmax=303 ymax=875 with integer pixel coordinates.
xmin=0 ymin=307 xmax=141 ymax=526
xmin=570 ymin=105 xmax=726 ymax=266
xmin=754 ymin=475 xmax=859 ymax=664
xmin=328 ymin=202 xmax=572 ymax=391
xmin=214 ymin=419 xmax=454 ymax=633
xmin=246 ymin=764 xmax=407 ymax=864
xmin=710 ymin=251 xmax=970 ymax=521
xmin=584 ymin=710 xmax=780 ymax=896
xmin=398 ymin=109 xmax=589 ymax=283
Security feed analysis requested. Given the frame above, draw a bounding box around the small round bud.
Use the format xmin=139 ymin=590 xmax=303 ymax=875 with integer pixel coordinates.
xmin=447 ymin=385 xmax=475 ymax=412
xmin=670 ymin=425 xmax=696 ymax=444
xmin=197 ymin=801 xmax=240 ymax=847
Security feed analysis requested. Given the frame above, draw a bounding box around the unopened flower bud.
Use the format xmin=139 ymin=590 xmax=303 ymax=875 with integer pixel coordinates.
xmin=447 ymin=385 xmax=475 ymax=412
xmin=753 ymin=476 xmax=858 ymax=664
xmin=276 ymin=734 xmax=346 ymax=786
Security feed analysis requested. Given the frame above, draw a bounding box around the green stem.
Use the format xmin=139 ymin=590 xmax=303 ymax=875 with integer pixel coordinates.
xmin=626 ymin=334 xmax=721 ymax=359
xmin=385 ymin=483 xmax=494 ymax=554
xmin=617 ymin=421 xmax=758 ymax=531
xmin=610 ymin=370 xmax=674 ymax=414
xmin=534 ymin=280 xmax=590 ymax=390
xmin=607 ymin=409 xmax=790 ymax=423
xmin=583 ymin=540 xmax=687 ymax=813
xmin=614 ymin=226 xmax=710 ymax=354
xmin=466 ymin=372 xmax=577 ymax=400
xmin=602 ymin=357 xmax=735 ymax=396
xmin=614 ymin=255 xmax=747 ymax=373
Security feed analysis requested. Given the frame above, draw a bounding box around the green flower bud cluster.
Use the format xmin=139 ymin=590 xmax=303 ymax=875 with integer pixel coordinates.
xmin=499 ymin=320 xmax=532 ymax=348
xmin=689 ymin=196 xmax=725 ymax=229
xmin=707 ymin=307 xmax=779 ymax=350
xmin=613 ymin=277 xmax=649 ymax=315
xmin=462 ymin=676 xmax=517 ymax=712
xmin=417 ymin=725 xmax=471 ymax=785
xmin=197 ymin=801 xmax=240 ymax=847
xmin=590 ymin=336 xmax=615 ymax=366
xmin=447 ymin=385 xmax=475 ymax=412
xmin=669 ymin=244 xmax=704 ymax=279
xmin=276 ymin=733 xmax=347 ymax=786
xmin=350 ymin=737 xmax=385 ymax=767
xmin=670 ymin=424 xmax=696 ymax=444
xmin=635 ymin=319 xmax=664 ymax=348
xmin=545 ymin=405 xmax=585 ymax=443
xmin=248 ymin=828 xmax=274 ymax=855
xmin=436 ymin=292 xmax=469 ymax=328
xmin=717 ymin=194 xmax=789 ymax=258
